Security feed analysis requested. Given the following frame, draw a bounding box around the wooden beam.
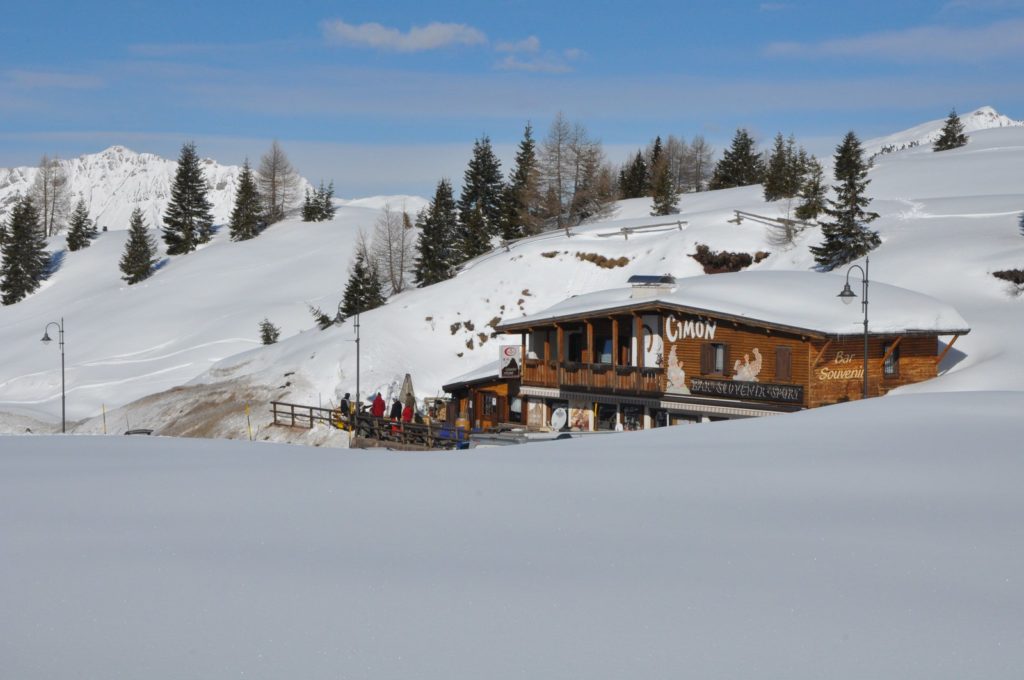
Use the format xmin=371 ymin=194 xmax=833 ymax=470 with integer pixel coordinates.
xmin=812 ymin=339 xmax=833 ymax=368
xmin=611 ymin=317 xmax=619 ymax=368
xmin=879 ymin=336 xmax=903 ymax=369
xmin=543 ymin=331 xmax=551 ymax=363
xmin=935 ymin=334 xmax=961 ymax=367
xmin=635 ymin=313 xmax=644 ymax=369
xmin=586 ymin=320 xmax=594 ymax=364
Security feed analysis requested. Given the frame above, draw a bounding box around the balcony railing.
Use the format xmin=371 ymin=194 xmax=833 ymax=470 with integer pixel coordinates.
xmin=523 ymin=359 xmax=664 ymax=394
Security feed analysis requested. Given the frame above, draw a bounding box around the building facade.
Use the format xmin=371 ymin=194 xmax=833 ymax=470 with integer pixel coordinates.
xmin=448 ymin=271 xmax=969 ymax=432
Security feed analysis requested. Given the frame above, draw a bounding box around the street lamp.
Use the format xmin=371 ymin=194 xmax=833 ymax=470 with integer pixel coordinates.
xmin=337 ymin=303 xmax=361 ymax=415
xmin=837 ymin=256 xmax=869 ymax=399
xmin=40 ymin=318 xmax=66 ymax=433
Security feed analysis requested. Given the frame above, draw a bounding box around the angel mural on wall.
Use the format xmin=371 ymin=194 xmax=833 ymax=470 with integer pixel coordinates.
xmin=732 ymin=348 xmax=763 ymax=382
xmin=666 ymin=345 xmax=690 ymax=394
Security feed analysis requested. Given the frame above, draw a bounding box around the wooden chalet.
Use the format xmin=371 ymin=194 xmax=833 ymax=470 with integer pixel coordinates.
xmin=449 ymin=271 xmax=970 ymax=432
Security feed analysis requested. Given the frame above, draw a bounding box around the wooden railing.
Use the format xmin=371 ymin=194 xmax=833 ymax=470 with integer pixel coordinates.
xmin=270 ymin=401 xmax=472 ymax=449
xmin=521 ymin=363 xmax=664 ymax=394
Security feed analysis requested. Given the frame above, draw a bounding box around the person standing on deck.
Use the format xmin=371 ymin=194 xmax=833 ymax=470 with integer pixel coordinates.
xmin=371 ymin=393 xmax=386 ymax=418
xmin=389 ymin=398 xmax=402 ymax=420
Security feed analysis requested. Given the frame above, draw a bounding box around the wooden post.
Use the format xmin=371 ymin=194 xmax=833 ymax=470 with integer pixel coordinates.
xmin=611 ymin=317 xmax=619 ymax=368
xmin=556 ymin=323 xmax=564 ymax=364
xmin=543 ymin=330 xmax=551 ymax=362
xmin=635 ymin=314 xmax=644 ymax=369
xmin=812 ymin=339 xmax=833 ymax=368
xmin=521 ymin=331 xmax=527 ymax=367
xmin=586 ymin=320 xmax=594 ymax=365
xmin=879 ymin=336 xmax=903 ymax=369
xmin=935 ymin=334 xmax=961 ymax=367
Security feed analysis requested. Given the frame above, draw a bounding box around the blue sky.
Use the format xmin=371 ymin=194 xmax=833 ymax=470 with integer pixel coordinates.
xmin=1 ymin=0 xmax=1022 ymax=196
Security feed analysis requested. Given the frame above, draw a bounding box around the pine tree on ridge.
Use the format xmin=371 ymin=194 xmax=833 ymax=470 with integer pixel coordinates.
xmin=120 ymin=208 xmax=159 ymax=284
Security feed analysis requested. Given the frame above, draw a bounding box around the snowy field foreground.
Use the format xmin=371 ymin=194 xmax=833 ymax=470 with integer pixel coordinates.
xmin=3 ymin=391 xmax=1023 ymax=679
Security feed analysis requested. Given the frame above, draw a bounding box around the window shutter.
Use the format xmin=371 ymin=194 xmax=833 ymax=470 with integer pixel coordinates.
xmin=700 ymin=344 xmax=711 ymax=374
xmin=722 ymin=344 xmax=731 ymax=376
xmin=776 ymin=346 xmax=792 ymax=382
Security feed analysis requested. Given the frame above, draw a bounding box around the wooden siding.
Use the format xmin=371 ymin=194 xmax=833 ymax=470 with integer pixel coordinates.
xmin=662 ymin=311 xmax=810 ymax=406
xmin=808 ymin=335 xmax=937 ymax=407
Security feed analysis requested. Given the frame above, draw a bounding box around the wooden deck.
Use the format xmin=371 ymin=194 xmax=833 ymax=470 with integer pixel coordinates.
xmin=270 ymin=400 xmax=472 ymax=449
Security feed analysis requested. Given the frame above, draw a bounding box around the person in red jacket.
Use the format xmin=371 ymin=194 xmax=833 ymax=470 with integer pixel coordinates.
xmin=401 ymin=401 xmax=413 ymax=423
xmin=371 ymin=392 xmax=386 ymax=418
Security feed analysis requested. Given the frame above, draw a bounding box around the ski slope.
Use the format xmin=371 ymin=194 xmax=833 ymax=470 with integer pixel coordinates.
xmin=1 ymin=113 xmax=1023 ymax=434
xmin=3 ymin=391 xmax=1023 ymax=678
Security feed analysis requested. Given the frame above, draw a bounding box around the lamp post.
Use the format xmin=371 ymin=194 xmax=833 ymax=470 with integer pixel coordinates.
xmin=837 ymin=256 xmax=869 ymax=399
xmin=337 ymin=303 xmax=361 ymax=413
xmin=40 ymin=318 xmax=66 ymax=433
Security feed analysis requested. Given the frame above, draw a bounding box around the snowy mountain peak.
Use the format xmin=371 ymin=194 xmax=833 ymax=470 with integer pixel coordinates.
xmin=865 ymin=105 xmax=1023 ymax=156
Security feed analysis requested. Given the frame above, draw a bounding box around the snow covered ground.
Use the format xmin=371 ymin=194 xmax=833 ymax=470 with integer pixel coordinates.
xmin=3 ymin=391 xmax=1023 ymax=679
xmin=0 ymin=109 xmax=1022 ymax=435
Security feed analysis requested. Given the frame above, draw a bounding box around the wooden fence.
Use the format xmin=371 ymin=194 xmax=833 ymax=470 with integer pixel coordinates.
xmin=270 ymin=401 xmax=471 ymax=450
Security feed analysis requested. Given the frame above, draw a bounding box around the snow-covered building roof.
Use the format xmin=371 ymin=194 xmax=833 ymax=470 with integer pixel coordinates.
xmin=442 ymin=360 xmax=501 ymax=391
xmin=498 ymin=271 xmax=970 ymax=338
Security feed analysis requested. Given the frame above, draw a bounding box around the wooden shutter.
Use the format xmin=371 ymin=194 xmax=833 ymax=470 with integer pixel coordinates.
xmin=700 ymin=344 xmax=711 ymax=374
xmin=776 ymin=346 xmax=792 ymax=382
xmin=721 ymin=344 xmax=730 ymax=376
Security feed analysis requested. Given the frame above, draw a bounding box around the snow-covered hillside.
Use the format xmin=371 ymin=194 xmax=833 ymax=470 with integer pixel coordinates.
xmin=0 ymin=145 xmax=304 ymax=231
xmin=3 ymin=391 xmax=1023 ymax=678
xmin=864 ymin=105 xmax=1023 ymax=156
xmin=1 ymin=113 xmax=1023 ymax=435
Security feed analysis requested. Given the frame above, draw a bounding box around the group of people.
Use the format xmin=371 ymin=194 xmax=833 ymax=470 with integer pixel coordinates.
xmin=334 ymin=391 xmax=423 ymax=430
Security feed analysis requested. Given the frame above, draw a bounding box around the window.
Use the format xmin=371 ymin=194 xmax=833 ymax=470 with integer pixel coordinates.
xmin=775 ymin=346 xmax=792 ymax=382
xmin=883 ymin=342 xmax=900 ymax=377
xmin=701 ymin=343 xmax=729 ymax=375
xmin=482 ymin=394 xmax=498 ymax=417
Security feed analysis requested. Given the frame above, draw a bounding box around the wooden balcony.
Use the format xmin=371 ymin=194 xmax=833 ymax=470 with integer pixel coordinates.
xmin=523 ymin=359 xmax=664 ymax=394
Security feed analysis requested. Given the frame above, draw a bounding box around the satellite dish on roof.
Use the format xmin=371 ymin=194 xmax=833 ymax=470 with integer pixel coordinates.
xmin=551 ymin=407 xmax=567 ymax=431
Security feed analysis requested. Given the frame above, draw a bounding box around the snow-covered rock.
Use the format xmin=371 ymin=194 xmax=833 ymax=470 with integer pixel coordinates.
xmin=0 ymin=145 xmax=308 ymax=232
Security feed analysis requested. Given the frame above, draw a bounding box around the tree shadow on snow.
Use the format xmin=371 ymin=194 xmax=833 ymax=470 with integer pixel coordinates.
xmin=153 ymin=257 xmax=171 ymax=273
xmin=44 ymin=250 xmax=66 ymax=278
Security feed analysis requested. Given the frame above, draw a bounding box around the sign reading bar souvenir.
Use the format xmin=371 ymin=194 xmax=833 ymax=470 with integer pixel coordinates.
xmin=500 ymin=345 xmax=522 ymax=378
xmin=689 ymin=377 xmax=804 ymax=404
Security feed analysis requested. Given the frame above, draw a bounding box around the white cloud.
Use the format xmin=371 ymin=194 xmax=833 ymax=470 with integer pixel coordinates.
xmin=495 ymin=36 xmax=541 ymax=53
xmin=563 ymin=48 xmax=586 ymax=61
xmin=765 ymin=18 xmax=1024 ymax=62
xmin=495 ymin=54 xmax=572 ymax=74
xmin=321 ymin=19 xmax=486 ymax=52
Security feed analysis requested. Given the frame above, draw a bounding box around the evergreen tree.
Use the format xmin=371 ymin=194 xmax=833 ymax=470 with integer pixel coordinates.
xmin=119 ymin=208 xmax=159 ymax=285
xmin=339 ymin=237 xmax=386 ymax=319
xmin=764 ymin=134 xmax=807 ymax=202
xmin=301 ymin=189 xmax=316 ymax=222
xmin=649 ymin=156 xmax=679 ymax=216
xmin=709 ymin=129 xmax=765 ymax=190
xmin=810 ymin=132 xmax=881 ymax=271
xmin=228 ymin=160 xmax=264 ymax=241
xmin=933 ymin=109 xmax=968 ymax=151
xmin=646 ymin=136 xmax=664 ymax=193
xmin=0 ymin=196 xmax=49 ymax=305
xmin=794 ymin=156 xmax=827 ymax=221
xmin=258 ymin=318 xmax=281 ymax=344
xmin=414 ymin=179 xmax=460 ymax=286
xmin=499 ymin=123 xmax=542 ymax=239
xmin=65 ymin=198 xmax=98 ymax=251
xmin=309 ymin=304 xmax=335 ymax=330
xmin=619 ymin=151 xmax=648 ymax=199
xmin=1019 ymin=211 xmax=1024 ymax=237
xmin=319 ymin=181 xmax=336 ymax=220
xmin=456 ymin=136 xmax=504 ymax=260
xmin=162 ymin=141 xmax=214 ymax=255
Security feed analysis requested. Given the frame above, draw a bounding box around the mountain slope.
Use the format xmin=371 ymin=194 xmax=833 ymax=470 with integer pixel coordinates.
xmin=0 ymin=145 xmax=306 ymax=232
xmin=864 ymin=105 xmax=1023 ymax=156
xmin=2 ymin=117 xmax=1023 ymax=435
